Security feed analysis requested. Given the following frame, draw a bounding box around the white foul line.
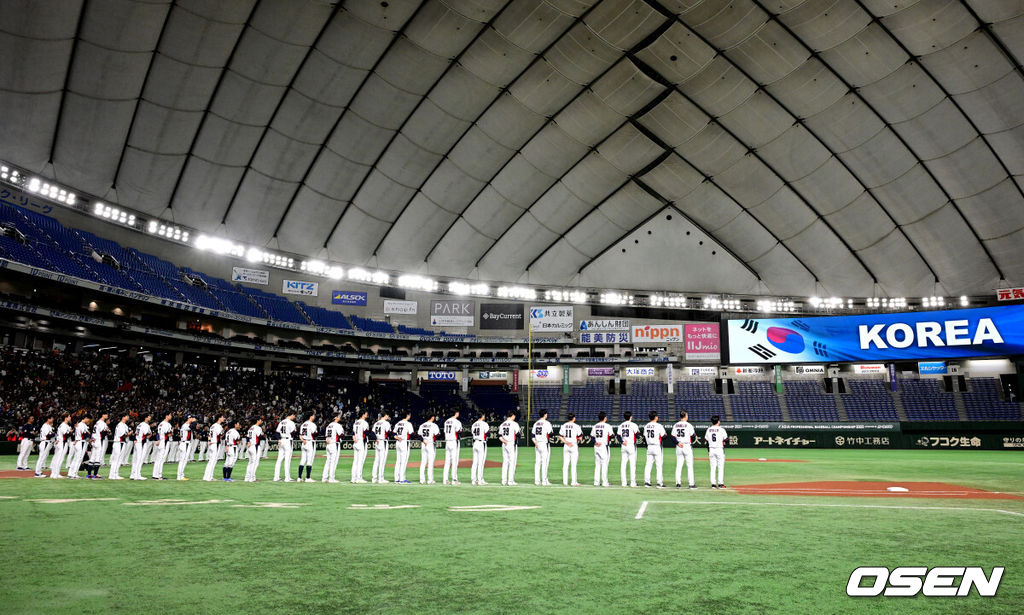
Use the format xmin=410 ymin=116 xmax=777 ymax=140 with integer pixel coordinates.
xmin=634 ymin=500 xmax=1024 ymax=520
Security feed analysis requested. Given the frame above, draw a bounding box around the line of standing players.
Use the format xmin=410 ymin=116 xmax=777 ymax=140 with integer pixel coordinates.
xmin=16 ymin=408 xmax=729 ymax=488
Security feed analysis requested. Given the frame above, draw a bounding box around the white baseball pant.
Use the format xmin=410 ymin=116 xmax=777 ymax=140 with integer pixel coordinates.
xmin=443 ymin=441 xmax=460 ymax=483
xmin=675 ymin=446 xmax=694 ymax=486
xmin=594 ymin=445 xmax=610 ymax=486
xmin=300 ymin=441 xmax=315 ymax=467
xmin=108 ymin=442 xmax=125 ymax=478
xmin=152 ymin=443 xmax=168 ymax=478
xmin=419 ymin=443 xmax=436 ymax=483
xmin=534 ymin=443 xmax=550 ymax=484
xmin=49 ymin=442 xmax=67 ymax=478
xmin=372 ymin=442 xmax=389 ymax=482
xmin=501 ymin=444 xmax=517 ymax=484
xmin=644 ymin=447 xmax=664 ymax=485
xmin=274 ymin=440 xmax=293 ymax=480
xmin=176 ymin=442 xmax=189 ymax=479
xmin=198 ymin=441 xmax=207 ymax=462
xmin=224 ymin=446 xmax=237 ymax=469
xmin=35 ymin=441 xmax=52 ymax=475
xmin=203 ymin=444 xmax=221 ymax=480
xmin=16 ymin=438 xmax=33 ymax=469
xmin=130 ymin=441 xmax=146 ymax=479
xmin=322 ymin=443 xmax=340 ymax=481
xmin=244 ymin=444 xmax=261 ymax=481
xmin=709 ymin=449 xmax=725 ymax=485
xmin=471 ymin=441 xmax=486 ymax=484
xmin=621 ymin=446 xmax=637 ymax=486
xmin=67 ymin=442 xmax=87 ymax=477
xmin=562 ymin=445 xmax=579 ymax=485
xmin=351 ymin=443 xmax=367 ymax=481
xmin=394 ymin=441 xmax=410 ymax=482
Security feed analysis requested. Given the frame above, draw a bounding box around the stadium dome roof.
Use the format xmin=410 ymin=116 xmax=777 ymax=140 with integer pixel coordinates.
xmin=1 ymin=0 xmax=1022 ymax=298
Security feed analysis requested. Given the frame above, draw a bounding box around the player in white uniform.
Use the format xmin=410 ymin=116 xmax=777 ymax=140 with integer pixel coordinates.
xmin=152 ymin=414 xmax=173 ymax=479
xmin=34 ymin=417 xmax=54 ymax=477
xmin=108 ymin=415 xmax=132 ymax=480
xmin=498 ymin=413 xmax=521 ymax=486
xmin=90 ymin=413 xmax=109 ymax=469
xmin=643 ymin=412 xmax=667 ymax=489
xmin=322 ymin=415 xmax=344 ymax=483
xmin=671 ymin=411 xmax=697 ymax=489
xmin=393 ymin=413 xmax=413 ymax=484
xmin=50 ymin=416 xmax=72 ymax=478
xmin=67 ymin=418 xmax=92 ymax=479
xmin=617 ymin=412 xmax=639 ymax=487
xmin=705 ymin=415 xmax=728 ymax=489
xmin=222 ymin=421 xmax=241 ymax=481
xmin=130 ymin=415 xmax=151 ymax=480
xmin=351 ymin=411 xmax=369 ymax=483
xmin=558 ymin=413 xmax=583 ymax=487
xmin=590 ymin=412 xmax=613 ymax=487
xmin=442 ymin=411 xmax=462 ymax=485
xmin=203 ymin=416 xmax=226 ymax=481
xmin=274 ymin=413 xmax=297 ymax=482
xmin=244 ymin=419 xmax=265 ymax=482
xmin=531 ymin=411 xmax=553 ymax=486
xmin=469 ymin=414 xmax=489 ymax=486
xmin=298 ymin=414 xmax=318 ymax=482
xmin=176 ymin=417 xmax=196 ymax=480
xmin=15 ymin=416 xmax=35 ymax=470
xmin=417 ymin=414 xmax=440 ymax=484
xmin=371 ymin=413 xmax=392 ymax=484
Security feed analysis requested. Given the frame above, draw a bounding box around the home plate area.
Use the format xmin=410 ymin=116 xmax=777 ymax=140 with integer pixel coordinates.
xmin=732 ymin=481 xmax=1023 ymax=500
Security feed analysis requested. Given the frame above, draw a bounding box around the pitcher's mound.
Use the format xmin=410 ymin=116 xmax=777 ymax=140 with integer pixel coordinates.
xmin=733 ymin=481 xmax=1022 ymax=500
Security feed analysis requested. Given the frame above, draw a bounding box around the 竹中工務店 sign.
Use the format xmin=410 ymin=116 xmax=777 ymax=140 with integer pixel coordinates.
xmin=529 ymin=306 xmax=573 ymax=331
xmin=727 ymin=305 xmax=1024 ymax=363
xmin=430 ymin=300 xmax=474 ymax=327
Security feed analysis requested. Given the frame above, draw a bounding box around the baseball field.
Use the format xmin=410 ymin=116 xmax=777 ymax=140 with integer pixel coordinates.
xmin=1 ymin=447 xmax=1021 ymax=614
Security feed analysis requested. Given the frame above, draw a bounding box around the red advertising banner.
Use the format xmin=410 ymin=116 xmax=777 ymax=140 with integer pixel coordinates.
xmin=511 ymin=369 xmax=519 ymax=393
xmin=685 ymin=323 xmax=720 ymax=360
xmin=997 ymin=287 xmax=1024 ymax=301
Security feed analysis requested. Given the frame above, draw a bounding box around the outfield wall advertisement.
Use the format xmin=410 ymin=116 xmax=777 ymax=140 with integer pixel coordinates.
xmin=727 ymin=305 xmax=1024 ymax=363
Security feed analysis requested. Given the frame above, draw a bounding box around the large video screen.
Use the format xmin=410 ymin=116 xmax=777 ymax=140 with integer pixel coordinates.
xmin=727 ymin=304 xmax=1024 ymax=363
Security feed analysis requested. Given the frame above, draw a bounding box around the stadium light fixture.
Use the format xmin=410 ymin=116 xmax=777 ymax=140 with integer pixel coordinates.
xmin=27 ymin=176 xmax=76 ymax=205
xmin=246 ymin=248 xmax=265 ymax=263
xmin=600 ymin=291 xmax=634 ymax=306
xmin=497 ymin=286 xmax=537 ymax=300
xmin=398 ymin=274 xmax=438 ymax=292
xmin=262 ymin=252 xmax=293 ymax=268
xmin=756 ymin=299 xmax=795 ymax=313
xmin=93 ymin=202 xmax=135 ymax=227
xmin=544 ymin=289 xmax=586 ymax=303
xmin=195 ymin=234 xmax=244 ymax=257
xmin=147 ymin=220 xmax=187 ymax=242
xmin=449 ymin=281 xmax=490 ymax=296
xmin=960 ymin=295 xmax=969 ymax=307
xmin=650 ymin=294 xmax=687 ymax=308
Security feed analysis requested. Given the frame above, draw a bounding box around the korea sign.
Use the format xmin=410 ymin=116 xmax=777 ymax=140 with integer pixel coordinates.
xmin=430 ymin=300 xmax=475 ymax=327
xmin=479 ymin=303 xmax=524 ymax=330
xmin=631 ymin=323 xmax=682 ymax=344
xmin=331 ymin=291 xmax=367 ymax=306
xmin=384 ymin=300 xmax=417 ymax=315
xmin=231 ymin=267 xmax=269 ymax=285
xmin=282 ymin=280 xmax=318 ymax=296
xmin=529 ymin=306 xmax=573 ymax=331
xmin=579 ymin=319 xmax=629 ymax=331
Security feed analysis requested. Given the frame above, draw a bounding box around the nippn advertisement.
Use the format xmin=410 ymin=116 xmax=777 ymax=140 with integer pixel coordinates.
xmin=631 ymin=323 xmax=682 ymax=344
xmin=728 ymin=305 xmax=1024 ymax=363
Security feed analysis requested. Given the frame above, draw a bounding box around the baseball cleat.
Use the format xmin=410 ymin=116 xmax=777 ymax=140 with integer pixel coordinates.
xmin=689 ymin=484 xmax=697 ymax=489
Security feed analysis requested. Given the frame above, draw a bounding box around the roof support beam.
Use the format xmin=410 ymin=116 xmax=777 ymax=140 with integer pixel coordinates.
xmin=47 ymin=0 xmax=88 ymax=165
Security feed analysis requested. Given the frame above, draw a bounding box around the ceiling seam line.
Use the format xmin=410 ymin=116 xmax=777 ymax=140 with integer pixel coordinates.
xmin=859 ymin=0 xmax=1018 ymax=278
xmin=111 ymin=0 xmax=177 ymax=192
xmin=270 ymin=2 xmax=432 ymax=247
xmin=164 ymin=0 xmax=262 ymax=214
xmin=46 ymin=0 xmax=88 ymax=165
xmin=414 ymin=4 xmax=613 ymax=262
xmin=220 ymin=1 xmax=344 ymax=227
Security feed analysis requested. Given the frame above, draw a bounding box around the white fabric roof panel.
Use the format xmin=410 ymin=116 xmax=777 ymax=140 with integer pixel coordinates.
xmin=4 ymin=0 xmax=1023 ymax=296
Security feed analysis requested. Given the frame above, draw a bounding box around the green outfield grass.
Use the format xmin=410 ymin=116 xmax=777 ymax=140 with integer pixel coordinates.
xmin=1 ymin=448 xmax=1022 ymax=614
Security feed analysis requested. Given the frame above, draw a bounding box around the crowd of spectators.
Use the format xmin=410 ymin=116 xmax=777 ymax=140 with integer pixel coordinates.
xmin=0 ymin=347 xmax=476 ymax=438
